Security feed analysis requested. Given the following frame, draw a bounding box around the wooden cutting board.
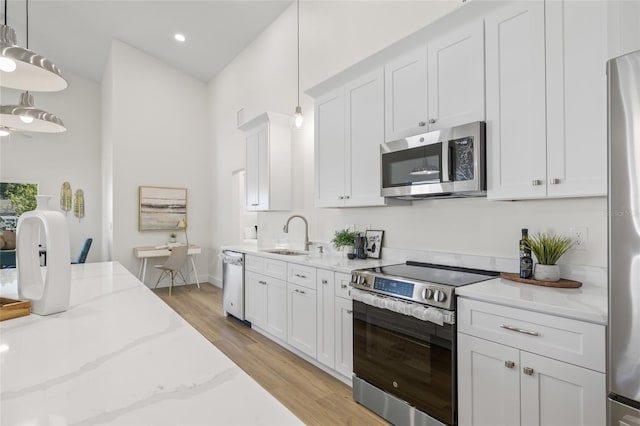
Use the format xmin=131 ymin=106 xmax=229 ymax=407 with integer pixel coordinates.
xmin=0 ymin=297 xmax=31 ymax=321
xmin=501 ymin=272 xmax=582 ymax=288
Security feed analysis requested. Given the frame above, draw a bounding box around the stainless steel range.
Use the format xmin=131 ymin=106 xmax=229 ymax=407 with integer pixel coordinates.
xmin=350 ymin=261 xmax=499 ymax=426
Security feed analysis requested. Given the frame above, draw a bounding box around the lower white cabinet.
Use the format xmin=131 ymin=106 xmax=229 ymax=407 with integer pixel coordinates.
xmin=334 ymin=293 xmax=353 ymax=378
xmin=245 ymin=271 xmax=287 ymax=341
xmin=287 ymin=282 xmax=317 ymax=358
xmin=317 ymin=269 xmax=335 ymax=369
xmin=457 ymin=298 xmax=606 ymax=426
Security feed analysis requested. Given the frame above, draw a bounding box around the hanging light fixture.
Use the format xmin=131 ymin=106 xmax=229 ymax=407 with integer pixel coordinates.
xmin=293 ymin=0 xmax=303 ymax=128
xmin=0 ymin=0 xmax=67 ymax=92
xmin=0 ymin=91 xmax=66 ymax=132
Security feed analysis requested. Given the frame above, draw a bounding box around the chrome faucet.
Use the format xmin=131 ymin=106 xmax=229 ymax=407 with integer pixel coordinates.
xmin=283 ymin=215 xmax=310 ymax=251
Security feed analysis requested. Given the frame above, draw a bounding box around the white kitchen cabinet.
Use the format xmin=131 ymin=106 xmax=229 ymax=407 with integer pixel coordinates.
xmin=487 ymin=0 xmax=607 ymax=200
xmin=316 ymin=269 xmax=335 ymax=369
xmin=287 ymin=282 xmax=317 ymax=358
xmin=334 ymin=276 xmax=353 ymax=378
xmin=239 ymin=112 xmax=292 ymax=211
xmin=314 ymin=68 xmax=388 ymax=208
xmin=457 ymin=298 xmax=606 ymax=426
xmin=245 ymin=270 xmax=287 ymax=341
xmin=384 ymin=47 xmax=428 ymax=142
xmin=427 ymin=20 xmax=485 ymax=130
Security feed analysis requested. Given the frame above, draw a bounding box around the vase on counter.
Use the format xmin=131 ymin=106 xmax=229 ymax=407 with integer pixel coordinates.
xmin=16 ymin=195 xmax=71 ymax=315
xmin=533 ymin=264 xmax=560 ymax=282
xmin=342 ymin=245 xmax=354 ymax=258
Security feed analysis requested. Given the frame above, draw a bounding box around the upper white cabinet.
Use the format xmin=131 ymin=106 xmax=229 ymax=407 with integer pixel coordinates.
xmin=384 ymin=47 xmax=429 ymax=141
xmin=315 ymin=68 xmax=388 ymax=208
xmin=427 ymin=20 xmax=485 ymax=130
xmin=487 ymin=1 xmax=607 ymax=199
xmin=384 ymin=21 xmax=485 ymax=141
xmin=239 ymin=112 xmax=292 ymax=211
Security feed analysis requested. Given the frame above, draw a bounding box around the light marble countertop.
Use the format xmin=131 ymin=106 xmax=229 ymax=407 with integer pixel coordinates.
xmin=222 ymin=244 xmax=399 ymax=274
xmin=456 ymin=277 xmax=608 ymax=325
xmin=0 ymin=262 xmax=301 ymax=425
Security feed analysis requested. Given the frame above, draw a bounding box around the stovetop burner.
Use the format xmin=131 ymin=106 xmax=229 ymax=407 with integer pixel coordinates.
xmin=350 ymin=261 xmax=499 ymax=310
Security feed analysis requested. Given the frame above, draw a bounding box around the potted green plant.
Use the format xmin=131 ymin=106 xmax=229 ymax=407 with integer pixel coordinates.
xmin=524 ymin=233 xmax=573 ymax=281
xmin=331 ymin=228 xmax=358 ymax=257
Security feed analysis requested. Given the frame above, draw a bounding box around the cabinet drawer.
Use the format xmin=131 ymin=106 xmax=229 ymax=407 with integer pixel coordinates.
xmin=458 ymin=298 xmax=605 ymax=372
xmin=244 ymin=255 xmax=287 ymax=280
xmin=288 ymin=263 xmax=317 ymax=290
xmin=335 ymin=272 xmax=352 ymax=300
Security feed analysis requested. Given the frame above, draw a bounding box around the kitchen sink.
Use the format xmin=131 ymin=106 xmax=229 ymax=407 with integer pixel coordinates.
xmin=260 ymin=249 xmax=308 ymax=256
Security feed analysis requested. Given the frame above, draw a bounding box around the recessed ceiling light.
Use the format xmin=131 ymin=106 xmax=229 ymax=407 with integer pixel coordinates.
xmin=174 ymin=33 xmax=186 ymax=43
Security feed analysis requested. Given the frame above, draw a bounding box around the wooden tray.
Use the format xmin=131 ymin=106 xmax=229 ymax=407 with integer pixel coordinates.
xmin=501 ymin=272 xmax=582 ymax=288
xmin=0 ymin=297 xmax=31 ymax=321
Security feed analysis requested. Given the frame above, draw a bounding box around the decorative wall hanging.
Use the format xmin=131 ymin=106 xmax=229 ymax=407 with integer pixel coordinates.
xmin=73 ymin=189 xmax=84 ymax=222
xmin=60 ymin=181 xmax=72 ymax=214
xmin=17 ymin=195 xmax=71 ymax=315
xmin=0 ymin=181 xmax=37 ymax=230
xmin=365 ymin=230 xmax=384 ymax=259
xmin=139 ymin=186 xmax=187 ymax=232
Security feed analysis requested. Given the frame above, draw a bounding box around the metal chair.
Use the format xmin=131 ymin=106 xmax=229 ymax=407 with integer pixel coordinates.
xmin=153 ymin=245 xmax=188 ymax=296
xmin=72 ymin=238 xmax=93 ymax=264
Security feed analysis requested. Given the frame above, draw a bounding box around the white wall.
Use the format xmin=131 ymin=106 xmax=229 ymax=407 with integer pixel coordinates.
xmin=208 ymin=0 xmax=609 ymax=283
xmin=103 ymin=40 xmax=211 ymax=285
xmin=0 ymin=72 xmax=103 ymax=262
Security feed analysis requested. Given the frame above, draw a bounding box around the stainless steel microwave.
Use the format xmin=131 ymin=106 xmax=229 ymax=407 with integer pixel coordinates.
xmin=380 ymin=121 xmax=486 ymax=199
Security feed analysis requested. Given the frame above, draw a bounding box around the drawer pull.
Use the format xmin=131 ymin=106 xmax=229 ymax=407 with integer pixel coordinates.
xmin=322 ymin=279 xmax=328 ymax=284
xmin=523 ymin=367 xmax=534 ymax=376
xmin=258 ymin=280 xmax=267 ymax=285
xmin=500 ymin=324 xmax=539 ymax=336
xmin=294 ymin=273 xmax=307 ymax=279
xmin=347 ymin=310 xmax=353 ymax=314
xmin=341 ymin=284 xmax=348 ymax=289
xmin=294 ymin=289 xmax=306 ymax=294
xmin=505 ymin=360 xmax=515 ymax=369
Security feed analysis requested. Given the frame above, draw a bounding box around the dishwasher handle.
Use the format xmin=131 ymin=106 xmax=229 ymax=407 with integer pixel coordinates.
xmin=222 ymin=252 xmax=244 ymax=266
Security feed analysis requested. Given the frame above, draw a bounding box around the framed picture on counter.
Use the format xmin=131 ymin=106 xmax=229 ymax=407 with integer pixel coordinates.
xmin=365 ymin=230 xmax=384 ymax=259
xmin=139 ymin=186 xmax=187 ymax=232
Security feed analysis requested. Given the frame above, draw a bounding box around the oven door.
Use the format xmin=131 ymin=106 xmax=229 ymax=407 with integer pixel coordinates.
xmin=353 ymin=300 xmax=456 ymax=425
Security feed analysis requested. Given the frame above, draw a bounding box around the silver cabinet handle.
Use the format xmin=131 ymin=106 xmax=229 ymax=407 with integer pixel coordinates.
xmin=294 ymin=289 xmax=306 ymax=294
xmin=345 ymin=195 xmax=350 ymax=199
xmin=550 ymin=178 xmax=561 ymax=185
xmin=500 ymin=324 xmax=540 ymax=336
xmin=338 ymin=196 xmax=344 ymax=200
xmin=341 ymin=284 xmax=348 ymax=289
xmin=532 ymin=180 xmax=543 ymax=186
xmin=523 ymin=367 xmax=534 ymax=376
xmin=258 ymin=280 xmax=267 ymax=285
xmin=251 ymin=203 xmax=259 ymax=206
xmin=428 ymin=118 xmax=436 ymax=124
xmin=418 ymin=121 xmax=426 ymax=127
xmin=322 ymin=279 xmax=328 ymax=284
xmin=505 ymin=360 xmax=515 ymax=369
xmin=347 ymin=310 xmax=353 ymax=314
xmin=294 ymin=273 xmax=307 ymax=279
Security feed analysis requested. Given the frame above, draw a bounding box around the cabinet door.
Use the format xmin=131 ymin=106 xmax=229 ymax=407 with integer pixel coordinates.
xmin=245 ymin=271 xmax=267 ymax=327
xmin=334 ymin=296 xmax=353 ymax=378
xmin=486 ymin=1 xmax=547 ymax=200
xmin=287 ymin=282 xmax=317 ymax=358
xmin=384 ymin=46 xmax=428 ymax=142
xmin=520 ymin=351 xmax=606 ymax=426
xmin=545 ymin=0 xmax=607 ymax=198
xmin=427 ymin=20 xmax=485 ymax=130
xmin=245 ymin=129 xmax=260 ymax=210
xmin=315 ymin=88 xmax=346 ymax=207
xmin=458 ymin=333 xmax=520 ymax=426
xmin=316 ymin=269 xmax=335 ymax=369
xmin=345 ymin=68 xmax=386 ymax=207
xmin=255 ymin=123 xmax=270 ymax=210
xmin=265 ymin=276 xmax=287 ymax=340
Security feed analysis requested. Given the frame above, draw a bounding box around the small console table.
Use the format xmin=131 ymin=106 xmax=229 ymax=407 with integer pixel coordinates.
xmin=133 ymin=244 xmax=201 ymax=286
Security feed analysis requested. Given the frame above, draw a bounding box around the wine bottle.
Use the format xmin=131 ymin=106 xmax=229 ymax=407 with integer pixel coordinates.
xmin=519 ymin=228 xmax=533 ymax=279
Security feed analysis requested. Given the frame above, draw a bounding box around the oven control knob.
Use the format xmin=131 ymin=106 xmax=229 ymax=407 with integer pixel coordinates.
xmin=357 ymin=275 xmax=366 ymax=285
xmin=422 ymin=288 xmax=434 ymax=300
xmin=434 ymin=290 xmax=446 ymax=303
xmin=351 ymin=274 xmax=358 ymax=284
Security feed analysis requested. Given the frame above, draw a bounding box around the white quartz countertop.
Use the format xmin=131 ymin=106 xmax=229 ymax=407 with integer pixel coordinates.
xmin=222 ymin=244 xmax=399 ymax=273
xmin=456 ymin=277 xmax=608 ymax=325
xmin=0 ymin=262 xmax=301 ymax=425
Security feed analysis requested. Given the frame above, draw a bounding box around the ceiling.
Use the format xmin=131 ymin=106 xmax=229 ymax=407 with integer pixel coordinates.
xmin=1 ymin=0 xmax=292 ymax=83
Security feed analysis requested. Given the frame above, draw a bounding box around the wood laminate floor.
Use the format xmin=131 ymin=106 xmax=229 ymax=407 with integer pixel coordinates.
xmin=153 ymin=283 xmax=386 ymax=426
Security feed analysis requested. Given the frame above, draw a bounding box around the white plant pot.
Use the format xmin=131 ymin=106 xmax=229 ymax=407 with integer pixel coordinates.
xmin=534 ymin=264 xmax=560 ymax=282
xmin=342 ymin=245 xmax=354 ymax=258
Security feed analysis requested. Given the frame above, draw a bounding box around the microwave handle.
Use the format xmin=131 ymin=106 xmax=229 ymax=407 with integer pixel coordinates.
xmin=448 ymin=143 xmax=455 ymax=182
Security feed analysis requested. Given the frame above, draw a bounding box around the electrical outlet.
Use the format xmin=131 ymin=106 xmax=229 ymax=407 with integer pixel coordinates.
xmin=570 ymin=227 xmax=588 ymax=250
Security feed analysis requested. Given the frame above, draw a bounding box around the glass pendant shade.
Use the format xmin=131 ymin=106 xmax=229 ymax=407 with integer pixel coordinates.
xmin=0 ymin=24 xmax=68 ymax=92
xmin=294 ymin=105 xmax=303 ymax=128
xmin=0 ymin=92 xmax=66 ymax=133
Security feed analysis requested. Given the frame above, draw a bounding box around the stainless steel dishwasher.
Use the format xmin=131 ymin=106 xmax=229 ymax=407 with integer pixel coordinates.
xmin=222 ymin=251 xmax=245 ymax=321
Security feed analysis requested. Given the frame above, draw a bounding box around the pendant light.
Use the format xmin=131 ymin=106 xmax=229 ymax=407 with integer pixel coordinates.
xmin=293 ymin=0 xmax=303 ymax=128
xmin=0 ymin=0 xmax=67 ymax=92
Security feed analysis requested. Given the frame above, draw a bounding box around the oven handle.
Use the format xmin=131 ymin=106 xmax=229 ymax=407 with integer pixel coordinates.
xmin=500 ymin=324 xmax=540 ymax=336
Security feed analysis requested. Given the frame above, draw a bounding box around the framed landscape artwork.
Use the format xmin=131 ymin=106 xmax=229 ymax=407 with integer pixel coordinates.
xmin=0 ymin=181 xmax=38 ymax=230
xmin=139 ymin=186 xmax=187 ymax=232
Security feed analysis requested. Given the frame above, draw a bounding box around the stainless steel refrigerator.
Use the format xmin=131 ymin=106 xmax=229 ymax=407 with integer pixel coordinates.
xmin=608 ymin=49 xmax=640 ymax=425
